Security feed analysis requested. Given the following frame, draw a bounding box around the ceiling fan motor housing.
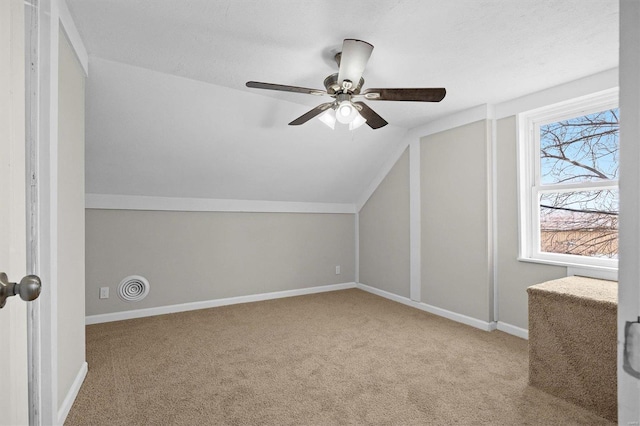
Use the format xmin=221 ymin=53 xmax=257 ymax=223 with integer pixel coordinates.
xmin=323 ymin=73 xmax=364 ymax=95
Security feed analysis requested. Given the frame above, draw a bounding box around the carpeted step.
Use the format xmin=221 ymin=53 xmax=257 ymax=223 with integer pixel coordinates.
xmin=528 ymin=276 xmax=617 ymax=423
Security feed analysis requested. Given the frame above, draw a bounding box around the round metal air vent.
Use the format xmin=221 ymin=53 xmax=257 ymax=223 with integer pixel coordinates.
xmin=117 ymin=275 xmax=150 ymax=302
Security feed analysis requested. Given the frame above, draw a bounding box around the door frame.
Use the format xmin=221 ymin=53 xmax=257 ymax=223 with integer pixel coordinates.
xmin=24 ymin=2 xmax=40 ymax=422
xmin=27 ymin=0 xmax=59 ymax=422
xmin=618 ymin=0 xmax=640 ymax=423
xmin=26 ymin=1 xmax=88 ymax=424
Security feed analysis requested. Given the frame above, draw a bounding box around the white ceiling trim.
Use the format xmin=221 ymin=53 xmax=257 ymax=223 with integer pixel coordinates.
xmin=494 ymin=68 xmax=618 ymax=119
xmin=409 ymin=104 xmax=491 ymax=140
xmin=85 ymin=193 xmax=356 ymax=214
xmin=409 ymin=139 xmax=421 ymax=302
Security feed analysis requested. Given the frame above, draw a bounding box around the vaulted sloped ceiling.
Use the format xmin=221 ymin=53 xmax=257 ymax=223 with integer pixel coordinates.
xmin=67 ymin=0 xmax=619 ymax=204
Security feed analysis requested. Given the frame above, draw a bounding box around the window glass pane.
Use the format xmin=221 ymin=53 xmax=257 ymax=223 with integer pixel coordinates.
xmin=540 ymin=108 xmax=619 ymax=184
xmin=539 ymin=189 xmax=618 ymax=258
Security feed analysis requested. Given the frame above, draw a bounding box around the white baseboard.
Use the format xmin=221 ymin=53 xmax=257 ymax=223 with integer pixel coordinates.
xmin=57 ymin=361 xmax=88 ymax=425
xmin=86 ymin=282 xmax=531 ymax=341
xmin=357 ymin=282 xmax=414 ymax=306
xmin=86 ymin=282 xmax=357 ymax=325
xmin=497 ymin=321 xmax=529 ymax=340
xmin=356 ymin=283 xmax=496 ymax=332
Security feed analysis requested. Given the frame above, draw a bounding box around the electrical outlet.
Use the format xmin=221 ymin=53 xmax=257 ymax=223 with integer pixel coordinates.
xmin=335 ymin=265 xmax=341 ymax=275
xmin=99 ymin=287 xmax=109 ymax=299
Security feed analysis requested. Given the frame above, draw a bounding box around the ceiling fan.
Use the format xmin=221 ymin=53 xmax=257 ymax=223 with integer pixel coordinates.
xmin=246 ymin=39 xmax=446 ymax=130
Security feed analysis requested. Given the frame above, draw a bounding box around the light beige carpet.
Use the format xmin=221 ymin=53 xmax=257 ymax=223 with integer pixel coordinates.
xmin=66 ymin=289 xmax=613 ymax=425
xmin=528 ymin=276 xmax=617 ymax=423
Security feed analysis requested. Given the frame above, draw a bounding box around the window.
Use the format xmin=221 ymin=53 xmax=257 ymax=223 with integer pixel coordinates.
xmin=518 ymin=90 xmax=619 ymax=271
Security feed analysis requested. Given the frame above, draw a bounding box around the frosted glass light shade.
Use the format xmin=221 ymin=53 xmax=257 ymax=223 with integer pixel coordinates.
xmin=349 ymin=113 xmax=367 ymax=130
xmin=318 ymin=109 xmax=336 ymax=129
xmin=336 ymin=101 xmax=358 ymax=124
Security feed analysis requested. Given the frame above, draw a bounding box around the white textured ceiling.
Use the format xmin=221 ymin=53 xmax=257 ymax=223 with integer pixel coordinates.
xmin=67 ymin=0 xmax=619 ymax=203
xmin=85 ymin=57 xmax=408 ymax=203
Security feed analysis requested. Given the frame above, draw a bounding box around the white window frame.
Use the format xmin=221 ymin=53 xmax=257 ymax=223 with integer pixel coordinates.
xmin=517 ymin=89 xmax=619 ymax=276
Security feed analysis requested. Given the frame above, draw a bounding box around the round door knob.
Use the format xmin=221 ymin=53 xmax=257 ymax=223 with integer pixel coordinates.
xmin=16 ymin=275 xmax=42 ymax=301
xmin=0 ymin=272 xmax=42 ymax=308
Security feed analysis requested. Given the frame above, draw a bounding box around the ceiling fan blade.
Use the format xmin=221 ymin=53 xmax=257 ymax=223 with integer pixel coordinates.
xmin=246 ymin=81 xmax=326 ymax=96
xmin=289 ymin=103 xmax=334 ymax=126
xmin=362 ymin=88 xmax=446 ymax=102
xmin=337 ymin=39 xmax=374 ymax=88
xmin=353 ymin=102 xmax=388 ymax=129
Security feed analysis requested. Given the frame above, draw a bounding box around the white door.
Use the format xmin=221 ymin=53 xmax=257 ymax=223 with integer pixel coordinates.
xmin=0 ymin=0 xmax=29 ymax=425
xmin=619 ymin=0 xmax=640 ymax=424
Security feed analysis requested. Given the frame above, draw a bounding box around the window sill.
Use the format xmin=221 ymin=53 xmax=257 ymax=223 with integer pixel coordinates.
xmin=517 ymin=256 xmax=618 ymax=281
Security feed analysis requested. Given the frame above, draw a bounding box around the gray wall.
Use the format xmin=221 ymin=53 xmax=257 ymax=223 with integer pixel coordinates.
xmin=57 ymin=30 xmax=86 ymax=406
xmin=495 ymin=116 xmax=566 ymax=329
xmin=354 ymin=117 xmax=570 ymax=330
xmin=421 ymin=120 xmax=492 ymax=322
xmin=359 ymin=149 xmax=410 ymax=297
xmin=86 ymin=210 xmax=355 ymax=316
xmin=84 ymin=117 xmax=576 ymax=330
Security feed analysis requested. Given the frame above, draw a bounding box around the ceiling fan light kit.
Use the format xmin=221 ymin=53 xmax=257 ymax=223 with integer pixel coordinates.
xmin=349 ymin=113 xmax=367 ymax=131
xmin=318 ymin=109 xmax=337 ymax=129
xmin=246 ymin=39 xmax=446 ymax=130
xmin=335 ymin=93 xmax=359 ymax=124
